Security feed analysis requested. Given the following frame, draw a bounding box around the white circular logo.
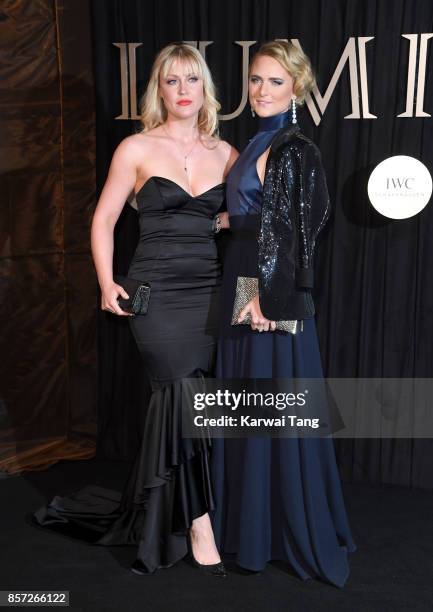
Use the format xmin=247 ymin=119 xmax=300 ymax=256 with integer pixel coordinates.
xmin=367 ymin=155 xmax=432 ymax=219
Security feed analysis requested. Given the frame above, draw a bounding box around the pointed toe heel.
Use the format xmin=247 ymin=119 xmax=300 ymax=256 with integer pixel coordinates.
xmin=190 ymin=557 xmax=227 ymax=577
xmin=187 ymin=532 xmax=227 ymax=578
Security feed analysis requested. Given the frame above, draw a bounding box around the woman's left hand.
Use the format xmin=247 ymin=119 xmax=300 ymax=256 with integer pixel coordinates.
xmin=237 ymin=294 xmax=277 ymax=332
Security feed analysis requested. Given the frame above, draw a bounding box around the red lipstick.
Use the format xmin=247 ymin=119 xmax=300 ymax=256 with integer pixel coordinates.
xmin=177 ymin=99 xmax=192 ymax=106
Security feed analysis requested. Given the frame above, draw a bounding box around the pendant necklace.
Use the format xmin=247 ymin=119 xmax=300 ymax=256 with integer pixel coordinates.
xmin=162 ymin=125 xmax=200 ymax=174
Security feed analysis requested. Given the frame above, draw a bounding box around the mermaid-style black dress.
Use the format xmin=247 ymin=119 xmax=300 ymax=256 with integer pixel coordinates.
xmin=210 ymin=111 xmax=357 ymax=587
xmin=33 ymin=176 xmax=225 ymax=574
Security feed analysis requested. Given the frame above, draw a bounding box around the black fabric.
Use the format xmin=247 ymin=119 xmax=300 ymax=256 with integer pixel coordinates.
xmin=90 ymin=0 xmax=433 ymax=488
xmin=32 ymin=179 xmax=225 ymax=572
xmin=33 ymin=381 xmax=215 ymax=572
xmin=296 ymin=267 xmax=314 ymax=289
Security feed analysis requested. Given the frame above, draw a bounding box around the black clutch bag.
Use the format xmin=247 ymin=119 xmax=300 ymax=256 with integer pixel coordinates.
xmin=113 ymin=274 xmax=151 ymax=315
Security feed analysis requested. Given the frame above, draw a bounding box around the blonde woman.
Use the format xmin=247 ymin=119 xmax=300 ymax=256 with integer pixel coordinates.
xmin=33 ymin=43 xmax=237 ymax=578
xmin=210 ymin=41 xmax=356 ymax=587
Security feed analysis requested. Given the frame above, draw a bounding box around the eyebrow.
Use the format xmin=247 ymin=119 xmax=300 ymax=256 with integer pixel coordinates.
xmin=249 ymin=73 xmax=284 ymax=80
xmin=165 ymin=72 xmax=198 ymax=78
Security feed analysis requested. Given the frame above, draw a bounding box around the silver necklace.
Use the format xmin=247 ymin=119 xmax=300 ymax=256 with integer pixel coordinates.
xmin=162 ymin=125 xmax=200 ymax=173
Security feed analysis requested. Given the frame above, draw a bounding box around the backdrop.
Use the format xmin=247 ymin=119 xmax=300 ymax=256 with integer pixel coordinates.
xmin=91 ymin=0 xmax=433 ymax=489
xmin=1 ymin=0 xmax=433 ymax=488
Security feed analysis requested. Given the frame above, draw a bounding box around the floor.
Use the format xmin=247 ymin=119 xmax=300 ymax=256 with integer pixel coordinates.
xmin=1 ymin=458 xmax=432 ymax=612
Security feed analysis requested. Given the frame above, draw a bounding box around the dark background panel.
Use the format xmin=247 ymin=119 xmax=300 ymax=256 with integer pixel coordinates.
xmin=89 ymin=0 xmax=433 ymax=486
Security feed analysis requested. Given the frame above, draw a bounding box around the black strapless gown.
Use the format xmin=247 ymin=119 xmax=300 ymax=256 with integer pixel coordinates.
xmin=32 ymin=176 xmax=225 ymax=574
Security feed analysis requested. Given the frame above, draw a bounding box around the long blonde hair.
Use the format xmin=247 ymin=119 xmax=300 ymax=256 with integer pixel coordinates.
xmin=139 ymin=43 xmax=220 ymax=137
xmin=250 ymin=40 xmax=316 ymax=105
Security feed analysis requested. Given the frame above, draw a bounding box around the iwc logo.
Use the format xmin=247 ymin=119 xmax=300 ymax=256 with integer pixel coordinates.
xmin=368 ymin=155 xmax=432 ymax=219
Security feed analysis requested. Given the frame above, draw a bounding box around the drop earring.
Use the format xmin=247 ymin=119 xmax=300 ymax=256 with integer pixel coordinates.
xmin=291 ymin=97 xmax=297 ymax=124
xmin=250 ymin=105 xmax=255 ymax=117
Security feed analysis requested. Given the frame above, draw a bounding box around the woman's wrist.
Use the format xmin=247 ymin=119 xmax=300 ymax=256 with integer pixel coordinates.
xmin=99 ymin=276 xmax=114 ymax=292
xmin=216 ymin=211 xmax=230 ymax=230
xmin=212 ymin=214 xmax=222 ymax=233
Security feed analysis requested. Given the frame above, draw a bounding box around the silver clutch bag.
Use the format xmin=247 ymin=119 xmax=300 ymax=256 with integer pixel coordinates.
xmin=231 ymin=276 xmax=302 ymax=334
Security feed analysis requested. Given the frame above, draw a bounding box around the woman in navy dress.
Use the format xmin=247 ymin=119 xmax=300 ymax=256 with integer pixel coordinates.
xmin=210 ymin=41 xmax=356 ymax=587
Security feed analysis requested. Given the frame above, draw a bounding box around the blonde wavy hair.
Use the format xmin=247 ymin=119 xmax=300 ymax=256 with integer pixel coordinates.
xmin=139 ymin=43 xmax=220 ymax=137
xmin=250 ymin=40 xmax=316 ymax=105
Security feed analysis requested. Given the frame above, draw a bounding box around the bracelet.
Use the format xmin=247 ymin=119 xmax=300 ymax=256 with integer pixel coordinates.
xmin=213 ymin=214 xmax=222 ymax=233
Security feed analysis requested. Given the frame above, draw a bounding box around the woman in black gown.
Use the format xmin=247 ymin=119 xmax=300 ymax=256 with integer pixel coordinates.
xmin=210 ymin=41 xmax=356 ymax=587
xmin=33 ymin=43 xmax=237 ymax=577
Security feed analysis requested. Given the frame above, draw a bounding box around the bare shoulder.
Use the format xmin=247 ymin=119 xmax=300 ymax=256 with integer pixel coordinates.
xmin=218 ymin=139 xmax=239 ymax=175
xmin=222 ymin=139 xmax=239 ymax=158
xmin=115 ymin=131 xmax=157 ymax=157
xmin=205 ymin=137 xmax=238 ymax=159
xmin=218 ymin=138 xmax=238 ymax=157
xmin=110 ymin=132 xmax=163 ymax=174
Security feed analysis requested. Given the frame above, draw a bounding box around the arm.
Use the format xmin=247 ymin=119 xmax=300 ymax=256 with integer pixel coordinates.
xmin=218 ymin=144 xmax=239 ymax=230
xmin=294 ymin=142 xmax=330 ymax=289
xmin=225 ymin=145 xmax=239 ymax=175
xmin=90 ymin=136 xmax=140 ymax=316
xmin=256 ymin=138 xmax=330 ymax=321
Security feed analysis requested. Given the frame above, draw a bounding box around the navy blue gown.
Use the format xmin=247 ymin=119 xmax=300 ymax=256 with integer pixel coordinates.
xmin=210 ymin=110 xmax=356 ymax=587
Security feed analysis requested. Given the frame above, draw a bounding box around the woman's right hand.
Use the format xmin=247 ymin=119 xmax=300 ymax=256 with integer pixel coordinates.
xmin=237 ymin=294 xmax=276 ymax=332
xmin=101 ymin=282 xmax=133 ymax=316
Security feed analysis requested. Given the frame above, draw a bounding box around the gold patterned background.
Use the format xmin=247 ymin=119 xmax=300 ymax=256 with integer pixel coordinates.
xmin=0 ymin=0 xmax=97 ymax=474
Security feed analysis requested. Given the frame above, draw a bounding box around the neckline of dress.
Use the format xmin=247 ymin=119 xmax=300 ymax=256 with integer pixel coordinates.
xmin=134 ymin=176 xmax=225 ymax=200
xmin=257 ymin=109 xmax=293 ymax=132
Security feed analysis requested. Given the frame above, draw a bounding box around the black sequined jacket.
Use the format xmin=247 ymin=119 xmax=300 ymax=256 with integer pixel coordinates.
xmin=258 ymin=123 xmax=330 ymax=321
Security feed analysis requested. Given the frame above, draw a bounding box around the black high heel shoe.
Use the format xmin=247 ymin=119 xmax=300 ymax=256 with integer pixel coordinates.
xmin=187 ymin=530 xmax=227 ymax=578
